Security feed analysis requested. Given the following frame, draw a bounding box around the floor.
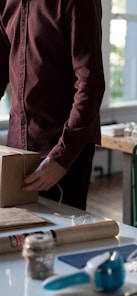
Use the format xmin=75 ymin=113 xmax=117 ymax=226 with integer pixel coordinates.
xmin=86 ymin=172 xmax=123 ymax=223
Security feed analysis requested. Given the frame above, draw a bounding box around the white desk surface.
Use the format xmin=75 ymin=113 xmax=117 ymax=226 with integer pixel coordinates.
xmin=1 ymin=197 xmax=137 ymax=296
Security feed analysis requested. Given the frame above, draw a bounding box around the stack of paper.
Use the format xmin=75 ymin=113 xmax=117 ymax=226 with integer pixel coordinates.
xmin=101 ymin=123 xmax=125 ymax=137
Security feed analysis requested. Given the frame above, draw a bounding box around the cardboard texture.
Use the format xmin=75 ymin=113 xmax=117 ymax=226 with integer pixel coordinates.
xmin=0 ymin=207 xmax=53 ymax=254
xmin=0 ymin=220 xmax=119 ymax=254
xmin=0 ymin=207 xmax=53 ymax=231
xmin=0 ymin=145 xmax=40 ymax=207
xmin=53 ymin=220 xmax=119 ymax=245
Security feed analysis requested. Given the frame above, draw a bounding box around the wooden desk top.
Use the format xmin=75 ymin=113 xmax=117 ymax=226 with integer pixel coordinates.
xmin=101 ymin=135 xmax=137 ymax=154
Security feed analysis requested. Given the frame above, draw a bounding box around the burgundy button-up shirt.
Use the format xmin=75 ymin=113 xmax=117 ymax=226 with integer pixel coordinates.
xmin=0 ymin=0 xmax=105 ymax=170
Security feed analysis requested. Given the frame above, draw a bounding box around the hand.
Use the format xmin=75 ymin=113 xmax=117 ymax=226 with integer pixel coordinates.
xmin=23 ymin=157 xmax=66 ymax=191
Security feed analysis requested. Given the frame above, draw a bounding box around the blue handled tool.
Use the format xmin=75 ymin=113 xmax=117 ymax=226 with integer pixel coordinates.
xmin=42 ymin=250 xmax=125 ymax=293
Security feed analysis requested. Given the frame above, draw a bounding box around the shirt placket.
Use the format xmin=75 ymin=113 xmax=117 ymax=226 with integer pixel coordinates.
xmin=18 ymin=0 xmax=29 ymax=150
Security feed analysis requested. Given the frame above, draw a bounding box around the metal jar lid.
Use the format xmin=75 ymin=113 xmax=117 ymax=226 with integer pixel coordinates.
xmin=22 ymin=232 xmax=54 ymax=257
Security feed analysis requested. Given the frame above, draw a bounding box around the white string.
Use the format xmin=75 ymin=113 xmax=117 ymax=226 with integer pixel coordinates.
xmin=54 ymin=183 xmax=74 ymax=219
xmin=54 ymin=184 xmax=95 ymax=224
xmin=55 ymin=183 xmax=63 ymax=210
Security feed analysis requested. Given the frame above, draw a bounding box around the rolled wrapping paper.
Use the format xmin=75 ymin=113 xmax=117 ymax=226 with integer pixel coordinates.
xmin=52 ymin=220 xmax=119 ymax=245
xmin=0 ymin=233 xmax=27 ymax=254
xmin=0 ymin=220 xmax=119 ymax=254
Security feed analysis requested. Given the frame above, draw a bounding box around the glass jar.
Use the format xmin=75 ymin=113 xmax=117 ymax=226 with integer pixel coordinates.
xmin=132 ymin=126 xmax=137 ymax=139
xmin=124 ymin=122 xmax=136 ymax=137
xmin=22 ymin=232 xmax=54 ymax=280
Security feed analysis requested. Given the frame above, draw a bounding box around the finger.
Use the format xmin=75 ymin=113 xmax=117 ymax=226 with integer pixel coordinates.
xmin=23 ymin=177 xmax=53 ymax=191
xmin=24 ymin=169 xmax=41 ymax=184
xmin=35 ymin=180 xmax=53 ymax=191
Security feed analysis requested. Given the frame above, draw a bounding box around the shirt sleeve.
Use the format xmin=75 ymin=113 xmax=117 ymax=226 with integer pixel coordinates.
xmin=46 ymin=0 xmax=105 ymax=170
xmin=0 ymin=14 xmax=10 ymax=98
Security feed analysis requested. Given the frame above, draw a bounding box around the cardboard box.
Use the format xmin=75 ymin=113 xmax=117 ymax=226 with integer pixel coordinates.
xmin=0 ymin=145 xmax=40 ymax=207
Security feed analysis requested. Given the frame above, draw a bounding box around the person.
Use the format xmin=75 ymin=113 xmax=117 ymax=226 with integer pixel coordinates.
xmin=0 ymin=0 xmax=105 ymax=210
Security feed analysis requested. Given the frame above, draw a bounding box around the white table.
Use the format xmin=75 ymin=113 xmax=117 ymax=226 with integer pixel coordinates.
xmin=0 ymin=197 xmax=137 ymax=296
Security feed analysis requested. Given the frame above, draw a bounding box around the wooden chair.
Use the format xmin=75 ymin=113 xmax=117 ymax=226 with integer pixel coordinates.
xmin=131 ymin=144 xmax=137 ymax=227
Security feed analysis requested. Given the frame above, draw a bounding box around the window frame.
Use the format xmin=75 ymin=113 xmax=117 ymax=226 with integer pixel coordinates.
xmin=101 ymin=0 xmax=137 ymax=109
